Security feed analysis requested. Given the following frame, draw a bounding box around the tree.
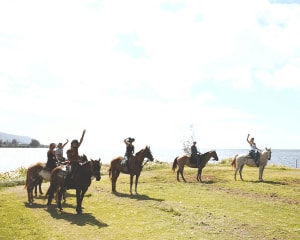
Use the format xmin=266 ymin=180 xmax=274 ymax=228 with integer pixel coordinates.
xmin=182 ymin=124 xmax=196 ymax=155
xmin=12 ymin=139 xmax=18 ymax=146
xmin=29 ymin=139 xmax=40 ymax=147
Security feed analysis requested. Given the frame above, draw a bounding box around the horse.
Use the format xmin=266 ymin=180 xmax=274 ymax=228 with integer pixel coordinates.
xmin=231 ymin=147 xmax=272 ymax=181
xmin=172 ymin=150 xmax=219 ymax=182
xmin=25 ymin=162 xmax=47 ymax=203
xmin=108 ymin=146 xmax=154 ymax=195
xmin=45 ymin=155 xmax=101 ymax=214
xmin=25 ymin=162 xmax=66 ymax=203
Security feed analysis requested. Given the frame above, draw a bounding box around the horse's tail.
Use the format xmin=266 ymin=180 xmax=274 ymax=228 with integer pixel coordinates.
xmin=24 ymin=169 xmax=29 ymax=189
xmin=231 ymin=154 xmax=238 ymax=169
xmin=172 ymin=157 xmax=179 ymax=172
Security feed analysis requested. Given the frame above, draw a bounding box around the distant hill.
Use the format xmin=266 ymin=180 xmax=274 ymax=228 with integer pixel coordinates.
xmin=0 ymin=131 xmax=33 ymax=144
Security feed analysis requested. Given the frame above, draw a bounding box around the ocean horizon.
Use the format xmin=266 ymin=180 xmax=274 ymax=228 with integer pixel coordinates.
xmin=0 ymin=148 xmax=299 ymax=173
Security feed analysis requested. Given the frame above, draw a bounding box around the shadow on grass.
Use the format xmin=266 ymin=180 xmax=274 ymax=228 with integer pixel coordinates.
xmin=25 ymin=197 xmax=108 ymax=228
xmin=112 ymin=192 xmax=164 ymax=202
xmin=45 ymin=207 xmax=108 ymax=228
xmin=249 ymin=180 xmax=287 ymax=185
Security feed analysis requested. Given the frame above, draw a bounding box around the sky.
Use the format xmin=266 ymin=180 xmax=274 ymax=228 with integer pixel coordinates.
xmin=1 ymin=0 xmax=300 ymax=162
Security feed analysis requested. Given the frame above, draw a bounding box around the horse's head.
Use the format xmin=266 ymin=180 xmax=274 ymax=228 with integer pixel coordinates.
xmin=144 ymin=146 xmax=154 ymax=162
xmin=264 ymin=147 xmax=272 ymax=160
xmin=211 ymin=150 xmax=219 ymax=161
xmin=90 ymin=158 xmax=102 ymax=181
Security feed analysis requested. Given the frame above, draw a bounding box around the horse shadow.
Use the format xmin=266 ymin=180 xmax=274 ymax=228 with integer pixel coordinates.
xmin=24 ymin=201 xmax=48 ymax=209
xmin=45 ymin=207 xmax=108 ymax=228
xmin=248 ymin=180 xmax=286 ymax=185
xmin=112 ymin=192 xmax=164 ymax=202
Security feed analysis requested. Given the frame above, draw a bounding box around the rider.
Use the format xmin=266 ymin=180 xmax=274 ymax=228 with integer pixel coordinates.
xmin=55 ymin=139 xmax=69 ymax=163
xmin=191 ymin=141 xmax=201 ymax=167
xmin=122 ymin=137 xmax=135 ymax=171
xmin=66 ymin=129 xmax=86 ymax=179
xmin=247 ymin=134 xmax=260 ymax=167
xmin=46 ymin=143 xmax=59 ymax=172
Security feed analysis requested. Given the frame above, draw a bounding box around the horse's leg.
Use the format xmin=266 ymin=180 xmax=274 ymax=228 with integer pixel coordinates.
xmin=35 ymin=178 xmax=43 ymax=196
xmin=46 ymin=184 xmax=55 ymax=206
xmin=197 ymin=168 xmax=203 ymax=182
xmin=180 ymin=166 xmax=186 ymax=182
xmin=34 ymin=184 xmax=38 ymax=197
xmin=76 ymin=189 xmax=82 ymax=214
xmin=27 ymin=183 xmax=34 ymax=203
xmin=63 ymin=189 xmax=66 ymax=202
xmin=130 ymin=174 xmax=134 ymax=195
xmin=76 ymin=188 xmax=87 ymax=214
xmin=176 ymin=169 xmax=180 ymax=181
xmin=259 ymin=165 xmax=265 ymax=181
xmin=112 ymin=170 xmax=119 ymax=192
xmin=30 ymin=178 xmax=40 ymax=202
xmin=234 ymin=166 xmax=239 ymax=181
xmin=38 ymin=179 xmax=43 ymax=195
xmin=239 ymin=164 xmax=245 ymax=181
xmin=135 ymin=173 xmax=141 ymax=195
xmin=57 ymin=187 xmax=64 ymax=211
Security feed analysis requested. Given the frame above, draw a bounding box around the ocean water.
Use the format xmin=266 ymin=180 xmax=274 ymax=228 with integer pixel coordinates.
xmin=0 ymin=148 xmax=299 ymax=173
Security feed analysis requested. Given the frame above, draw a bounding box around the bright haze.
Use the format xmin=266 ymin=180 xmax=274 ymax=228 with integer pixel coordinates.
xmin=1 ymin=0 xmax=300 ymax=161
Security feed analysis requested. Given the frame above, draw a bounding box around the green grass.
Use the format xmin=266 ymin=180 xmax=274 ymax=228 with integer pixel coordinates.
xmin=0 ymin=163 xmax=299 ymax=240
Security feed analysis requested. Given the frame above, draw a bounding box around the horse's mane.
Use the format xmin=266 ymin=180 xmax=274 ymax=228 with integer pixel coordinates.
xmin=79 ymin=154 xmax=88 ymax=164
xmin=135 ymin=149 xmax=143 ymax=156
xmin=203 ymin=150 xmax=215 ymax=155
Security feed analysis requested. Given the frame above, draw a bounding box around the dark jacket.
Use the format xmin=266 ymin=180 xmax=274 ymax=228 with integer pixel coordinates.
xmin=46 ymin=151 xmax=58 ymax=171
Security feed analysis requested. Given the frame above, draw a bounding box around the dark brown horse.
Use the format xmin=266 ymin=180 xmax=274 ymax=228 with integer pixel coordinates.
xmin=25 ymin=162 xmax=47 ymax=203
xmin=109 ymin=146 xmax=154 ymax=195
xmin=172 ymin=150 xmax=219 ymax=182
xmin=45 ymin=155 xmax=101 ymax=214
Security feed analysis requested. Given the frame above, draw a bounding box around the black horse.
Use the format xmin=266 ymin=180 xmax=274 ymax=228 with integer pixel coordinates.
xmin=45 ymin=155 xmax=101 ymax=214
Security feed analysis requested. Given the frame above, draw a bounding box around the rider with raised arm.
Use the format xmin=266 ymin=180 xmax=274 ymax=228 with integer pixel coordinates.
xmin=247 ymin=134 xmax=260 ymax=167
xmin=122 ymin=137 xmax=135 ymax=171
xmin=55 ymin=139 xmax=69 ymax=163
xmin=66 ymin=129 xmax=86 ymax=179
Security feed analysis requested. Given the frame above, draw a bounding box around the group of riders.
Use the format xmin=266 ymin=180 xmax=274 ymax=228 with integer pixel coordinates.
xmin=45 ymin=129 xmax=261 ymax=177
xmin=190 ymin=133 xmax=260 ymax=168
xmin=45 ymin=130 xmax=137 ymax=178
xmin=45 ymin=129 xmax=86 ymax=179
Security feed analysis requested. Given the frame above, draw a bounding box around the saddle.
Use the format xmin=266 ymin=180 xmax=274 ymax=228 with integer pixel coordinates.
xmin=246 ymin=150 xmax=260 ymax=167
xmin=39 ymin=165 xmax=69 ymax=181
xmin=38 ymin=168 xmax=51 ymax=181
xmin=190 ymin=154 xmax=201 ymax=165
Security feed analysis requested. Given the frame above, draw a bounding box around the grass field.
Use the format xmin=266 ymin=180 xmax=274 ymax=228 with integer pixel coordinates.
xmin=0 ymin=161 xmax=299 ymax=240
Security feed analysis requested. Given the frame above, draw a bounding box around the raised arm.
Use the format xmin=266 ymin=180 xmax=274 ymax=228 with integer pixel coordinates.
xmin=124 ymin=137 xmax=130 ymax=146
xmin=78 ymin=129 xmax=86 ymax=147
xmin=246 ymin=134 xmax=251 ymax=144
xmin=62 ymin=139 xmax=69 ymax=148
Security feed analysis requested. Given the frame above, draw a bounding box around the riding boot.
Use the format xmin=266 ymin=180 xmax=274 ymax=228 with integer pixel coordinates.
xmin=196 ymin=158 xmax=200 ymax=168
xmin=255 ymin=155 xmax=259 ymax=167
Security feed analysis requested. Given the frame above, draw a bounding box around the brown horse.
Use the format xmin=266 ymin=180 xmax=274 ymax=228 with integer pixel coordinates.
xmin=45 ymin=155 xmax=101 ymax=214
xmin=25 ymin=162 xmax=47 ymax=203
xmin=172 ymin=150 xmax=219 ymax=182
xmin=25 ymin=162 xmax=66 ymax=203
xmin=109 ymin=146 xmax=154 ymax=195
